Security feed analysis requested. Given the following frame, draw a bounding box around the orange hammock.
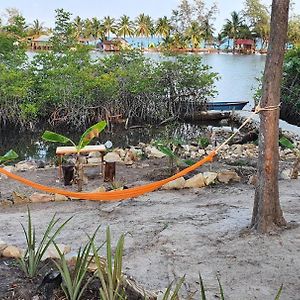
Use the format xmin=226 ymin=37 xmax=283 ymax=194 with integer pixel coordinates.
xmin=0 ymin=151 xmax=216 ymax=201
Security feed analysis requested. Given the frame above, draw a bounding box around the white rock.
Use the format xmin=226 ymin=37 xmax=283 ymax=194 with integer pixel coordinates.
xmin=198 ymin=149 xmax=205 ymax=156
xmin=30 ymin=193 xmax=54 ymax=203
xmin=203 ymin=172 xmax=218 ymax=185
xmin=2 ymin=245 xmax=22 ymax=258
xmin=161 ymin=177 xmax=185 ymax=190
xmin=217 ymin=171 xmax=241 ymax=184
xmin=15 ymin=161 xmax=36 ymax=172
xmin=41 ymin=244 xmax=71 ymax=261
xmin=184 ymin=173 xmax=206 ymax=188
xmin=54 ymin=194 xmax=69 ymax=202
xmin=88 ymin=157 xmax=102 ymax=164
xmin=104 ymin=152 xmax=122 ymax=163
xmin=145 ymin=146 xmax=166 ymax=158
xmin=280 ymin=169 xmax=292 ymax=180
xmin=88 ymin=151 xmax=101 ymax=158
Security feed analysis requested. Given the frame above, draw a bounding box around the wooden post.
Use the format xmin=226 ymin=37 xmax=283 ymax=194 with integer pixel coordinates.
xmin=251 ymin=0 xmax=290 ymax=233
xmin=104 ymin=162 xmax=116 ymax=182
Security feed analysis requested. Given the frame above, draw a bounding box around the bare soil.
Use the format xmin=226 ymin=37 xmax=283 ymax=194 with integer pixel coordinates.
xmin=0 ymin=158 xmax=299 ymax=299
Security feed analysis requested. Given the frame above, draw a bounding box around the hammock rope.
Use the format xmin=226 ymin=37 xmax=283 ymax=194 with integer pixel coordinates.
xmin=0 ymin=103 xmax=280 ymax=201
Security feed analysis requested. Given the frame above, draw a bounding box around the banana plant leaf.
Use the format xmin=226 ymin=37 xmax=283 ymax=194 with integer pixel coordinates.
xmin=77 ymin=121 xmax=107 ymax=150
xmin=156 ymin=144 xmax=177 ymax=159
xmin=279 ymin=136 xmax=295 ymax=150
xmin=0 ymin=149 xmax=18 ymax=164
xmin=42 ymin=131 xmax=76 ymax=147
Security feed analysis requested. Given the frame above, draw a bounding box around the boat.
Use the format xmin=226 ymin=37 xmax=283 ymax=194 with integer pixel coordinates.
xmin=207 ymin=101 xmax=249 ymax=111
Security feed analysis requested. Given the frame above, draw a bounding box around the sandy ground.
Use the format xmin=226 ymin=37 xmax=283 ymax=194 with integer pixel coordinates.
xmin=0 ymin=173 xmax=299 ymax=299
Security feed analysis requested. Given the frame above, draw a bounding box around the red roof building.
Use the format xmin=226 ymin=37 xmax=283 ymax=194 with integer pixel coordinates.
xmin=235 ymin=39 xmax=255 ymax=53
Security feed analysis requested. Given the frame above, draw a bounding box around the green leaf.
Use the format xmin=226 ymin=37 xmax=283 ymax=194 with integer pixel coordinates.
xmin=279 ymin=136 xmax=295 ymax=150
xmin=78 ymin=120 xmax=107 ymax=150
xmin=274 ymin=284 xmax=283 ymax=300
xmin=42 ymin=130 xmax=75 ymax=146
xmin=0 ymin=149 xmax=18 ymax=164
xmin=156 ymin=144 xmax=176 ymax=159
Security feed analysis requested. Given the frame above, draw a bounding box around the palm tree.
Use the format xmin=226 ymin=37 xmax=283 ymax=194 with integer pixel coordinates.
xmin=156 ymin=16 xmax=172 ymax=39
xmin=90 ymin=17 xmax=104 ymax=40
xmin=185 ymin=21 xmax=202 ymax=50
xmin=222 ymin=11 xmax=244 ymax=52
xmin=201 ymin=17 xmax=215 ymax=48
xmin=102 ymin=16 xmax=116 ymax=40
xmin=135 ymin=13 xmax=153 ymax=47
xmin=117 ymin=15 xmax=134 ymax=39
xmin=73 ymin=16 xmax=83 ymax=39
xmin=29 ymin=19 xmax=44 ymax=37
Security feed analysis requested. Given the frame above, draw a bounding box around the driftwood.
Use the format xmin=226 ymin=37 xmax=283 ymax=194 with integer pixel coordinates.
xmin=182 ymin=111 xmax=231 ymax=122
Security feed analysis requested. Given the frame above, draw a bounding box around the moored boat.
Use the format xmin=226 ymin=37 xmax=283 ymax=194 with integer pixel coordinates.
xmin=207 ymin=101 xmax=249 ymax=111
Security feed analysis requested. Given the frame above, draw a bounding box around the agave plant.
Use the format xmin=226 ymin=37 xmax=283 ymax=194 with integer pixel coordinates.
xmin=18 ymin=207 xmax=72 ymax=278
xmin=0 ymin=149 xmax=18 ymax=164
xmin=42 ymin=121 xmax=107 ymax=190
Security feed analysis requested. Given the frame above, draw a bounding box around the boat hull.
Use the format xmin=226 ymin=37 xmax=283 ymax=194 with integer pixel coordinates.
xmin=207 ymin=101 xmax=249 ymax=111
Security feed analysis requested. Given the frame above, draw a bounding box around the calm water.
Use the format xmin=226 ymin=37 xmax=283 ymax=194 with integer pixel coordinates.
xmin=2 ymin=52 xmax=266 ymax=160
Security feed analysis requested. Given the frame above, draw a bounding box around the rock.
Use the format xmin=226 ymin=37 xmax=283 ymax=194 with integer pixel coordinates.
xmin=217 ymin=171 xmax=241 ymax=184
xmin=88 ymin=157 xmax=102 ymax=164
xmin=113 ymin=148 xmax=126 ymax=159
xmin=15 ymin=161 xmax=36 ymax=172
xmin=161 ymin=177 xmax=185 ymax=190
xmin=104 ymin=152 xmax=122 ymax=163
xmin=184 ymin=173 xmax=206 ymax=188
xmin=2 ymin=245 xmax=22 ymax=258
xmin=41 ymin=244 xmax=71 ymax=261
xmin=30 ymin=193 xmax=54 ymax=203
xmin=12 ymin=191 xmax=30 ymax=204
xmin=36 ymin=160 xmax=45 ymax=168
xmin=0 ymin=240 xmax=7 ymax=255
xmin=54 ymin=194 xmax=69 ymax=202
xmin=64 ymin=251 xmax=78 ymax=266
xmin=88 ymin=151 xmax=101 ymax=158
xmin=248 ymin=175 xmax=258 ymax=185
xmin=203 ymin=172 xmax=218 ymax=186
xmin=0 ymin=199 xmax=13 ymax=206
xmin=145 ymin=146 xmax=166 ymax=158
xmin=198 ymin=149 xmax=205 ymax=156
xmin=0 ymin=166 xmax=16 ymax=179
xmin=90 ymin=186 xmax=106 ymax=193
xmin=232 ymin=145 xmax=243 ymax=156
xmin=280 ymin=169 xmax=292 ymax=180
xmin=124 ymin=150 xmax=135 ymax=165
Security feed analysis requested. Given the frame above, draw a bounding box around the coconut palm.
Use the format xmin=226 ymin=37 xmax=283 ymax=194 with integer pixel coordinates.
xmin=73 ymin=16 xmax=84 ymax=39
xmin=156 ymin=16 xmax=172 ymax=39
xmin=90 ymin=17 xmax=104 ymax=40
xmin=201 ymin=17 xmax=215 ymax=48
xmin=221 ymin=11 xmax=244 ymax=52
xmin=185 ymin=21 xmax=203 ymax=50
xmin=102 ymin=16 xmax=116 ymax=40
xmin=29 ymin=19 xmax=44 ymax=37
xmin=117 ymin=15 xmax=134 ymax=39
xmin=135 ymin=14 xmax=153 ymax=38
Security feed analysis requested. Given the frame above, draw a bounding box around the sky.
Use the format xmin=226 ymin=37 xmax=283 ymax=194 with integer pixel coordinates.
xmin=0 ymin=0 xmax=299 ymax=32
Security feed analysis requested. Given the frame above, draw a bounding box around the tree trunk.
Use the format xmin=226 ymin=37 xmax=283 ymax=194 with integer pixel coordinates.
xmin=251 ymin=0 xmax=290 ymax=233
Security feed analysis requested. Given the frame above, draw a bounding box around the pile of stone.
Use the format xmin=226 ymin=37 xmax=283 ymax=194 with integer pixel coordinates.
xmin=161 ymin=170 xmax=241 ymax=190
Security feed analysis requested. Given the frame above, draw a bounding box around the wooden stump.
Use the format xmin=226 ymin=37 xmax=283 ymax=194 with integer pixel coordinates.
xmin=104 ymin=162 xmax=116 ymax=182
